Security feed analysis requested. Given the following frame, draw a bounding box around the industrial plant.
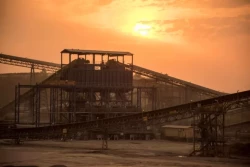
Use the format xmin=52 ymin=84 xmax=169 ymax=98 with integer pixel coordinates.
xmin=0 ymin=49 xmax=249 ymax=159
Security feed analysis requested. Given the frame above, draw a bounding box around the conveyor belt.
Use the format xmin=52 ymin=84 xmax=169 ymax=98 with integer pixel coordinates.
xmin=4 ymin=90 xmax=249 ymax=138
xmin=0 ymin=53 xmax=224 ymax=97
xmin=0 ymin=69 xmax=62 ymax=120
xmin=0 ymin=54 xmax=226 ymax=121
xmin=123 ymin=64 xmax=225 ymax=97
xmin=0 ymin=53 xmax=225 ymax=97
xmin=0 ymin=54 xmax=60 ymax=72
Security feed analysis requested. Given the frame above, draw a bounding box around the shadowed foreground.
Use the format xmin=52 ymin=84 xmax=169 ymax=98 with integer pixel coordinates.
xmin=1 ymin=140 xmax=250 ymax=167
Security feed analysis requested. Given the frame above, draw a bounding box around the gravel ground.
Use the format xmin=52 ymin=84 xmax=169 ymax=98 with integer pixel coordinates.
xmin=0 ymin=140 xmax=249 ymax=167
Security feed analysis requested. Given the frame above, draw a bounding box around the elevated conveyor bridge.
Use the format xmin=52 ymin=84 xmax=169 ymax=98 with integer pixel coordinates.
xmin=0 ymin=90 xmax=249 ymax=156
xmin=0 ymin=53 xmax=225 ymax=120
xmin=8 ymin=90 xmax=249 ymax=133
xmin=122 ymin=64 xmax=225 ymax=97
xmin=0 ymin=53 xmax=60 ymax=72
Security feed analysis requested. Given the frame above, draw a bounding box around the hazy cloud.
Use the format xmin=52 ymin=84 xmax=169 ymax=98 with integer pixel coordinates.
xmin=139 ymin=14 xmax=250 ymax=42
xmin=160 ymin=0 xmax=250 ymax=8
xmin=37 ymin=0 xmax=115 ymax=17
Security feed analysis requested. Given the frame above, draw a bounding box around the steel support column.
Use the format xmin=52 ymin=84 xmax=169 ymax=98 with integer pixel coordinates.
xmin=30 ymin=64 xmax=35 ymax=85
xmin=137 ymin=88 xmax=141 ymax=112
xmin=102 ymin=128 xmax=108 ymax=149
xmin=14 ymin=85 xmax=18 ymax=124
xmin=190 ymin=104 xmax=225 ymax=157
xmin=17 ymin=84 xmax=20 ymax=124
xmin=152 ymin=87 xmax=157 ymax=110
xmin=35 ymin=85 xmax=41 ymax=127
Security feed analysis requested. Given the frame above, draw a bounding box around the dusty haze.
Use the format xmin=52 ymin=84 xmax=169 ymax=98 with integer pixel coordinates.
xmin=0 ymin=0 xmax=249 ymax=93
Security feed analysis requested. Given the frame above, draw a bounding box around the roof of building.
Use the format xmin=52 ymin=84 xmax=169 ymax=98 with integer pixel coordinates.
xmin=162 ymin=125 xmax=192 ymax=129
xmin=61 ymin=49 xmax=133 ymax=56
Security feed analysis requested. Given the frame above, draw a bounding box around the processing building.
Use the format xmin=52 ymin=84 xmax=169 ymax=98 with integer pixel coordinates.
xmin=0 ymin=50 xmax=249 ymax=156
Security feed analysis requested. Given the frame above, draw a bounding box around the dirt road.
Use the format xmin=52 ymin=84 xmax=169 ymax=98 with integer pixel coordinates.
xmin=1 ymin=140 xmax=249 ymax=167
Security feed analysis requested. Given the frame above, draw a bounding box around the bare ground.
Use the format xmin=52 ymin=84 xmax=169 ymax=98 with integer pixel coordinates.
xmin=0 ymin=140 xmax=249 ymax=167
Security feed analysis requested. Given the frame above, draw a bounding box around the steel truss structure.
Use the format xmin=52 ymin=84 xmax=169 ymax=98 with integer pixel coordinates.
xmin=190 ymin=104 xmax=225 ymax=156
xmin=0 ymin=53 xmax=60 ymax=85
xmin=122 ymin=64 xmax=225 ymax=97
xmin=0 ymin=53 xmax=60 ymax=72
xmin=12 ymin=49 xmax=156 ymax=126
xmin=1 ymin=49 xmax=248 ymax=157
xmin=1 ymin=90 xmax=248 ymax=155
xmin=15 ymin=84 xmax=156 ymax=126
xmin=0 ymin=67 xmax=62 ymax=120
xmin=0 ymin=52 xmax=224 ymax=98
xmin=1 ymin=51 xmax=224 ymax=121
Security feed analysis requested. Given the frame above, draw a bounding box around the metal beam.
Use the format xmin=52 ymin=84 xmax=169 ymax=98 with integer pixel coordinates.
xmin=0 ymin=54 xmax=60 ymax=72
xmin=8 ymin=90 xmax=249 ymax=135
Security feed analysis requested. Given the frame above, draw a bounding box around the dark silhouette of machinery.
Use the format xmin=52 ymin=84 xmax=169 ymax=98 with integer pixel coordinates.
xmin=1 ymin=50 xmax=249 ymax=157
xmin=57 ymin=49 xmax=136 ymax=122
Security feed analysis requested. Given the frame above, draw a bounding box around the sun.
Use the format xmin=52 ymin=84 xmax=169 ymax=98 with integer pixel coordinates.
xmin=134 ymin=23 xmax=151 ymax=36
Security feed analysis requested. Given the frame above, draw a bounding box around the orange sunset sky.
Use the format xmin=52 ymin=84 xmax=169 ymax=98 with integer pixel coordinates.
xmin=0 ymin=0 xmax=249 ymax=93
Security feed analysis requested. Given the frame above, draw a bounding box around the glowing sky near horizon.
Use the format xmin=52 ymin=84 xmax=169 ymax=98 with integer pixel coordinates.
xmin=0 ymin=0 xmax=250 ymax=93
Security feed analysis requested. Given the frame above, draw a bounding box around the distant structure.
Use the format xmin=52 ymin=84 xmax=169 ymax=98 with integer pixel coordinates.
xmin=0 ymin=50 xmax=250 ymax=157
xmin=0 ymin=51 xmax=225 ymax=124
xmin=6 ymin=50 xmax=156 ymax=126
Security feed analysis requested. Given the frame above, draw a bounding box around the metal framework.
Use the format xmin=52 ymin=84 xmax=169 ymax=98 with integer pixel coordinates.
xmin=102 ymin=128 xmax=108 ymax=149
xmin=190 ymin=104 xmax=225 ymax=156
xmin=0 ymin=67 xmax=62 ymax=120
xmin=1 ymin=52 xmax=224 ymax=99
xmin=0 ymin=53 xmax=60 ymax=72
xmin=12 ymin=49 xmax=156 ymax=126
xmin=15 ymin=84 xmax=156 ymax=125
xmin=1 ymin=90 xmax=248 ymax=156
xmin=0 ymin=51 xmax=223 ymax=121
xmin=0 ymin=51 xmax=249 ymax=157
xmin=0 ymin=53 xmax=60 ymax=85
xmin=58 ymin=49 xmax=138 ymax=122
xmin=122 ymin=64 xmax=225 ymax=97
